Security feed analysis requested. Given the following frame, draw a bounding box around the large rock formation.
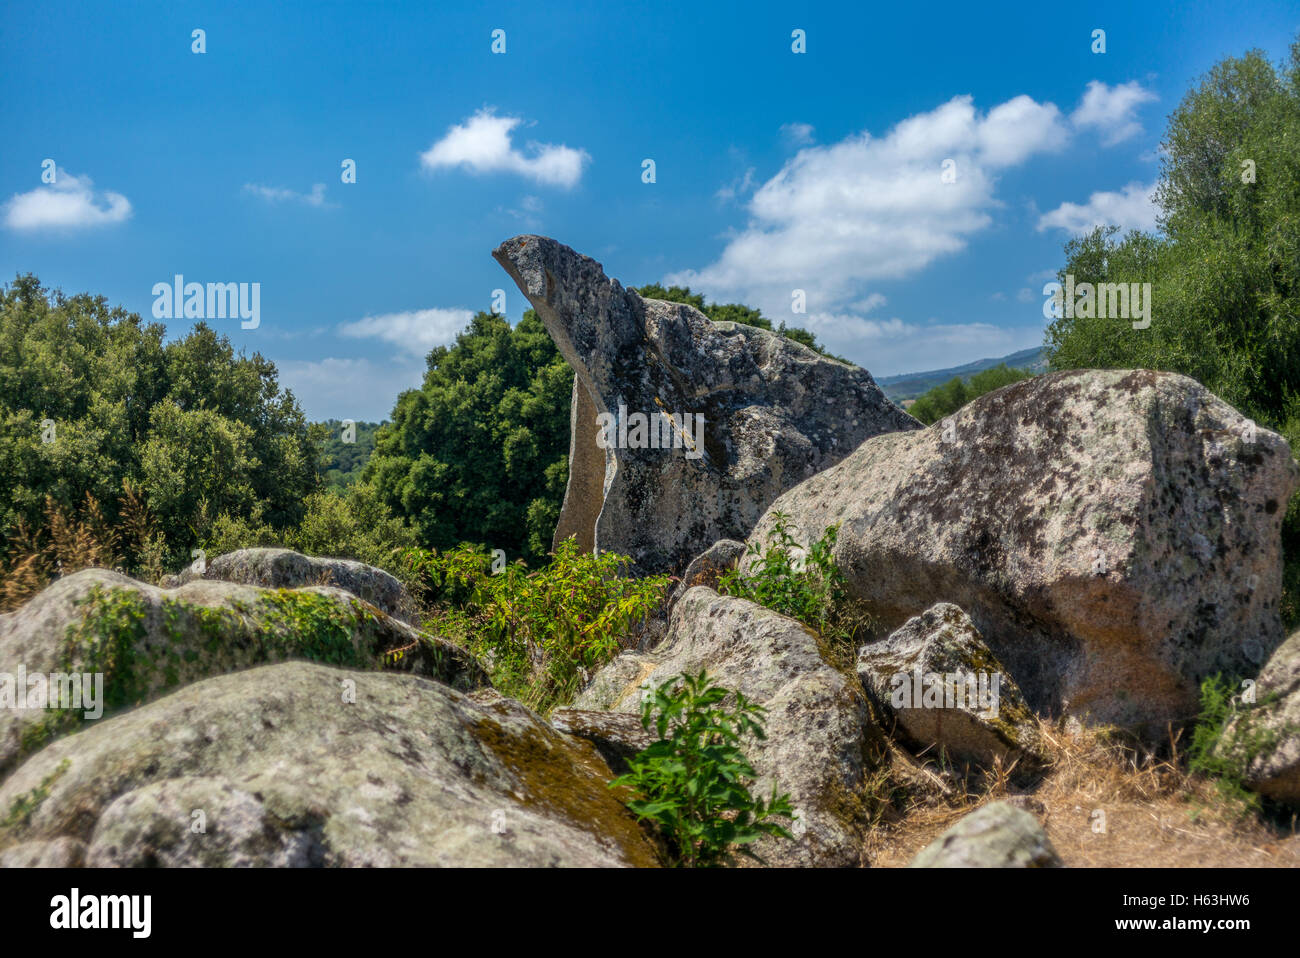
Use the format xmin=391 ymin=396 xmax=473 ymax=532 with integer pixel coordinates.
xmin=573 ymin=586 xmax=879 ymax=867
xmin=492 ymin=235 xmax=918 ymax=575
xmin=0 ymin=568 xmax=487 ymax=782
xmin=744 ymin=369 xmax=1299 ymax=729
xmin=0 ymin=662 xmax=659 ymax=867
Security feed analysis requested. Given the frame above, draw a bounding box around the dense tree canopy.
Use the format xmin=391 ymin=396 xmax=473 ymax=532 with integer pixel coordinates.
xmin=0 ymin=274 xmax=320 ymax=574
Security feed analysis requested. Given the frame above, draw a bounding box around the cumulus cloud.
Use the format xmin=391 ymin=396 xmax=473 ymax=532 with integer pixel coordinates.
xmin=665 ymin=94 xmax=1068 ymax=317
xmin=338 ymin=307 xmax=476 ymax=359
xmin=1036 ymin=181 xmax=1159 ymax=234
xmin=420 ymin=109 xmax=589 ymax=187
xmin=3 ymin=170 xmax=131 ymax=231
xmin=1071 ymin=80 xmax=1158 ymax=146
xmin=243 ymin=183 xmax=331 ymax=207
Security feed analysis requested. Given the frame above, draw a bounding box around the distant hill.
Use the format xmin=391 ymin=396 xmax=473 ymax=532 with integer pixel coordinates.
xmin=316 ymin=419 xmax=385 ymax=493
xmin=877 ymin=346 xmax=1048 ymax=402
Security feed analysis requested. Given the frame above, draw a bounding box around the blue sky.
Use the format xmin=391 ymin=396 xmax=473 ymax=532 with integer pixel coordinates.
xmin=2 ymin=1 xmax=1297 ymax=421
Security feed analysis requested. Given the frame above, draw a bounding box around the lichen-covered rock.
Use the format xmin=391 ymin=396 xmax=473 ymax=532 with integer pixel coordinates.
xmin=165 ymin=548 xmax=413 ymax=623
xmin=0 ymin=661 xmax=659 ymax=867
xmin=550 ymin=708 xmax=656 ymax=775
xmin=908 ymin=801 xmax=1061 ymax=868
xmin=746 ymin=370 xmax=1299 ymax=729
xmin=573 ymin=586 xmax=879 ymax=867
xmin=1231 ymin=629 xmax=1300 ymax=805
xmin=492 ymin=235 xmax=919 ymax=575
xmin=0 ymin=568 xmax=488 ymax=783
xmin=0 ymin=836 xmax=85 ymax=868
xmin=857 ymin=603 xmax=1046 ymax=773
xmin=669 ymin=539 xmax=747 ymax=610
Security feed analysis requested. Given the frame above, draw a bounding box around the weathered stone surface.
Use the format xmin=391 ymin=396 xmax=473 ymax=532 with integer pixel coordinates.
xmin=746 ymin=370 xmax=1299 ymax=729
xmin=492 ymin=235 xmax=919 ymax=575
xmin=908 ymin=801 xmax=1061 ymax=868
xmin=0 ymin=836 xmax=85 ymax=868
xmin=669 ymin=539 xmax=747 ymax=610
xmin=550 ymin=708 xmax=656 ymax=775
xmin=574 ymin=585 xmax=878 ymax=866
xmin=0 ymin=661 xmax=659 ymax=867
xmin=857 ymin=603 xmax=1046 ymax=772
xmin=0 ymin=568 xmax=488 ymax=783
xmin=1235 ymin=629 xmax=1300 ymax=805
xmin=165 ymin=548 xmax=413 ymax=623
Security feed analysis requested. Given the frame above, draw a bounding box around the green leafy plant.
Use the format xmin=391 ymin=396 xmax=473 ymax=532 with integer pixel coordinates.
xmin=718 ymin=513 xmax=871 ymax=668
xmin=1188 ymin=673 xmax=1287 ymax=811
xmin=611 ymin=670 xmax=794 ymax=867
xmin=406 ymin=536 xmax=669 ymax=712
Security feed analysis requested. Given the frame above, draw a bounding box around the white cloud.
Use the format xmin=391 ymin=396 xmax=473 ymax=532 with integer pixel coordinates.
xmin=715 ymin=168 xmax=756 ymax=202
xmin=1071 ymin=80 xmax=1158 ymax=146
xmin=243 ymin=183 xmax=331 ymax=207
xmin=1036 ymin=181 xmax=1159 ymax=234
xmin=276 ymin=356 xmax=425 ymax=422
xmin=338 ymin=307 xmax=475 ymax=358
xmin=665 ymin=93 xmax=1068 ymax=317
xmin=781 ymin=122 xmax=815 ymax=146
xmin=4 ymin=170 xmax=131 ymax=231
xmin=420 ymin=109 xmax=589 ymax=187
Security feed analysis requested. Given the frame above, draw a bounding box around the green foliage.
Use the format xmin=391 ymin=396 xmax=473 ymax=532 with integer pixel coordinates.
xmin=406 ymin=537 xmax=669 ymax=712
xmin=1 ymin=759 xmax=70 ymax=830
xmin=364 ymin=310 xmax=572 ymax=565
xmin=907 ymin=364 xmax=1036 ymax=425
xmin=611 ymin=670 xmax=794 ymax=867
xmin=316 ymin=419 xmax=383 ymax=492
xmin=0 ymin=275 xmax=319 ymax=578
xmin=1043 ymin=36 xmax=1300 ymax=627
xmin=205 ymin=481 xmax=418 ymax=588
xmin=1188 ymin=673 xmax=1285 ymax=811
xmin=718 ymin=513 xmax=870 ymax=669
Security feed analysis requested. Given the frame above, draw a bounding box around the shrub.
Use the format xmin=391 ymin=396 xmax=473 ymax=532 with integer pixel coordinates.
xmin=406 ymin=536 xmax=669 ymax=712
xmin=611 ymin=670 xmax=794 ymax=867
xmin=718 ymin=513 xmax=871 ymax=669
xmin=1188 ymin=673 xmax=1287 ymax=811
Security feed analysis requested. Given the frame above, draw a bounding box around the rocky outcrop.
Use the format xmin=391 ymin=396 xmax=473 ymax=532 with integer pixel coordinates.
xmin=164 ymin=548 xmax=413 ymax=623
xmin=908 ymin=801 xmax=1061 ymax=867
xmin=0 ymin=568 xmax=487 ymax=782
xmin=573 ymin=586 xmax=879 ymax=867
xmin=1232 ymin=629 xmax=1300 ymax=805
xmin=492 ymin=235 xmax=919 ymax=575
xmin=0 ymin=662 xmax=659 ymax=867
xmin=745 ymin=370 xmax=1299 ymax=729
xmin=858 ymin=603 xmax=1046 ymax=773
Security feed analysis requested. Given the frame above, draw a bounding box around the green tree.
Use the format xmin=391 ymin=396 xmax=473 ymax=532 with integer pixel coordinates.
xmin=0 ymin=275 xmax=320 ymax=578
xmin=907 ymin=364 xmax=1036 ymax=425
xmin=1043 ymin=36 xmax=1300 ymax=623
xmin=363 ymin=310 xmax=573 ymax=564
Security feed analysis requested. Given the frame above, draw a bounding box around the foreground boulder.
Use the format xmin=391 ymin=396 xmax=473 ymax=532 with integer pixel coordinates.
xmin=1230 ymin=629 xmax=1300 ymax=805
xmin=164 ymin=548 xmax=413 ymax=623
xmin=574 ymin=586 xmax=878 ymax=866
xmin=0 ymin=662 xmax=658 ymax=867
xmin=908 ymin=801 xmax=1061 ymax=868
xmin=858 ymin=603 xmax=1046 ymax=773
xmin=0 ymin=568 xmax=487 ymax=782
xmin=492 ymin=235 xmax=919 ymax=575
xmin=746 ymin=370 xmax=1299 ymax=729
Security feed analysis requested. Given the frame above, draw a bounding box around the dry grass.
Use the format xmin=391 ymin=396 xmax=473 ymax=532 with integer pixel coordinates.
xmin=865 ymin=717 xmax=1300 ymax=867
